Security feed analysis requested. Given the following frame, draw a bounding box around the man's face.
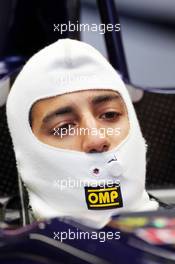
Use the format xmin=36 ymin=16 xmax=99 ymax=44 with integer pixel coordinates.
xmin=30 ymin=89 xmax=129 ymax=153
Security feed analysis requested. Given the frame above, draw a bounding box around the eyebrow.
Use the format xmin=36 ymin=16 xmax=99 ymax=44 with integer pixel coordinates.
xmin=42 ymin=93 xmax=120 ymax=124
xmin=91 ymin=94 xmax=120 ymax=105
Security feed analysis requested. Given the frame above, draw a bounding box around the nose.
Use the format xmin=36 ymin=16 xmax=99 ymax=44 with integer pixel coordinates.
xmin=83 ymin=137 xmax=110 ymax=153
xmin=81 ymin=115 xmax=110 ymax=153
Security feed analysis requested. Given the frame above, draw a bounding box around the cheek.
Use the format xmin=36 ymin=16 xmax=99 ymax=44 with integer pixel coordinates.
xmin=107 ymin=117 xmax=130 ymax=145
xmin=120 ymin=117 xmax=130 ymax=139
xmin=38 ymin=134 xmax=82 ymax=151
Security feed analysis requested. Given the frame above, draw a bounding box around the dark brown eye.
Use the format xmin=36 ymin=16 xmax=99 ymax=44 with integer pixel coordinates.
xmin=100 ymin=111 xmax=121 ymax=120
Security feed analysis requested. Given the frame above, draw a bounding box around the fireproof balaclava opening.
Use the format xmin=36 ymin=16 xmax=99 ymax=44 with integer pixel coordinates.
xmin=6 ymin=39 xmax=158 ymax=229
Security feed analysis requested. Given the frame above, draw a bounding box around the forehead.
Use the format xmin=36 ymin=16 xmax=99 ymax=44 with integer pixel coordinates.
xmin=32 ymin=89 xmax=123 ymax=109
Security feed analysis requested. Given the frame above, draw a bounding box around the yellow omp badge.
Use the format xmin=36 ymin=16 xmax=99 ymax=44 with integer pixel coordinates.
xmin=85 ymin=184 xmax=123 ymax=210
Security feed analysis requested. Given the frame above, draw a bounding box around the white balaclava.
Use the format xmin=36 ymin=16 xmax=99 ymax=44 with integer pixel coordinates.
xmin=6 ymin=39 xmax=158 ymax=229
